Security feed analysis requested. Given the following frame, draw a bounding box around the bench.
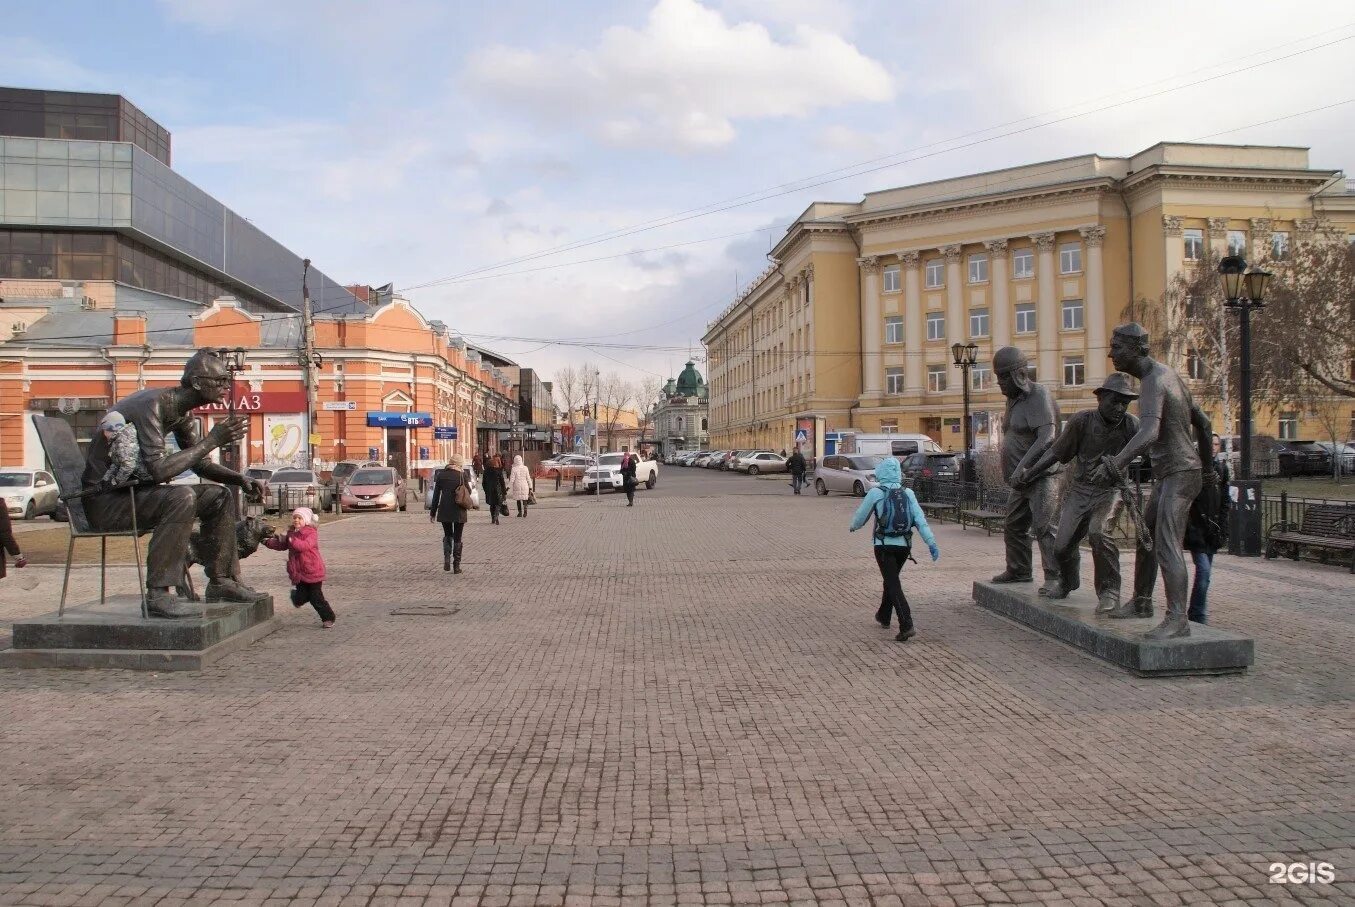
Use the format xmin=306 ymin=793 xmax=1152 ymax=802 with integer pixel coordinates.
xmin=1265 ymin=504 xmax=1355 ymax=572
xmin=915 ymin=481 xmax=963 ymax=524
xmin=959 ymin=490 xmax=1013 ymax=534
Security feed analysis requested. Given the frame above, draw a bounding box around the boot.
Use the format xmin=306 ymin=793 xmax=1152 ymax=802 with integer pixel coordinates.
xmin=147 ymin=589 xmax=201 ymax=620
xmin=991 ymin=569 xmax=1033 ymax=584
xmin=1106 ymin=595 xmax=1153 ymax=619
xmin=1096 ymin=590 xmax=1120 ymax=614
xmin=453 ymin=541 xmax=463 ymax=574
xmin=443 ymin=536 xmax=452 ymax=572
xmin=1038 ymin=579 xmax=1070 ymax=600
xmin=1144 ymin=606 xmax=1190 ymax=640
xmin=204 ymin=578 xmax=262 ymax=603
xmin=895 ymin=626 xmax=917 ymax=642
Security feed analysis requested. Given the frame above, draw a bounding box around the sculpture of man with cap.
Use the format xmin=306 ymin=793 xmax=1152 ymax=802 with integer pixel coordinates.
xmin=1015 ymin=372 xmax=1141 ymax=609
xmin=1090 ymin=324 xmax=1214 ymax=639
xmin=991 ymin=346 xmax=1062 ymax=591
xmin=80 ymin=348 xmax=269 ymax=619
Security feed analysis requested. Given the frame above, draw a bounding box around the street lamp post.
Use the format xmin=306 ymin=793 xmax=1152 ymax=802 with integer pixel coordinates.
xmin=1217 ymin=256 xmax=1272 ymax=481
xmin=951 ymin=341 xmax=980 ymax=483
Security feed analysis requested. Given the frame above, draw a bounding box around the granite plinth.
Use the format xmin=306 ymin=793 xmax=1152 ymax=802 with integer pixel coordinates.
xmin=972 ymin=581 xmax=1254 ymax=676
xmin=1 ymin=593 xmax=280 ymax=671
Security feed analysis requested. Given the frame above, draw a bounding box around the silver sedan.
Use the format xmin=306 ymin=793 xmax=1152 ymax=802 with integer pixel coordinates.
xmin=814 ymin=454 xmax=884 ymax=496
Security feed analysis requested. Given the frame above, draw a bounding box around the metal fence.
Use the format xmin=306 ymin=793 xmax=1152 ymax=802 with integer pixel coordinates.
xmin=1261 ymin=491 xmax=1355 ymax=538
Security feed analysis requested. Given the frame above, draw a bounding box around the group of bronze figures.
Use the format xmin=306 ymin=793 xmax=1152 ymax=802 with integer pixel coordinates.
xmin=991 ymin=323 xmax=1218 ymax=640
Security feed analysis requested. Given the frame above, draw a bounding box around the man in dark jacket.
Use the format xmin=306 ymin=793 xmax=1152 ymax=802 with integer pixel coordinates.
xmin=787 ymin=446 xmax=808 ymax=494
xmin=1185 ymin=434 xmax=1230 ymax=624
xmin=620 ymin=447 xmax=638 ymax=507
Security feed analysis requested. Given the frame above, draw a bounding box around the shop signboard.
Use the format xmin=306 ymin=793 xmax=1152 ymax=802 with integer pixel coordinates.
xmin=367 ymin=411 xmax=433 ymax=428
xmin=194 ymin=390 xmax=307 ymax=414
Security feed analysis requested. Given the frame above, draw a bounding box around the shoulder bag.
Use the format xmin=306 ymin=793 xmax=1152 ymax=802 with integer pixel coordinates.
xmin=454 ymin=469 xmax=479 ymax=509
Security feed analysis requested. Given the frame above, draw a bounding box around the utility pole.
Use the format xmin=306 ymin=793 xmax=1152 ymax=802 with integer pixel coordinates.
xmin=301 ymin=259 xmax=318 ymax=468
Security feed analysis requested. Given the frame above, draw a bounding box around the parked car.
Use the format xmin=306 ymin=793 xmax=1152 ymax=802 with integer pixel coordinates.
xmin=583 ymin=453 xmax=658 ymax=493
xmin=1275 ymin=440 xmax=1333 ymax=477
xmin=1 ymin=468 xmax=61 ymax=520
xmin=339 ymin=466 xmax=407 ymax=512
xmin=693 ymin=451 xmax=717 ymax=467
xmin=536 ymin=454 xmax=594 ymax=481
xmin=814 ymin=454 xmax=884 ymax=496
xmin=735 ymin=452 xmax=788 ymax=475
xmin=1312 ymin=441 xmax=1355 ymax=476
xmin=838 ymin=432 xmax=945 ymax=459
xmin=899 ymin=452 xmax=961 ymax=482
xmin=244 ymin=465 xmax=275 ymax=485
xmin=320 ymin=459 xmax=383 ymax=511
xmin=719 ymin=450 xmax=758 ymax=470
xmin=265 ymin=468 xmax=320 ymax=512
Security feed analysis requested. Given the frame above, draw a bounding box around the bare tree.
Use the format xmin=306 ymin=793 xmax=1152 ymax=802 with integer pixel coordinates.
xmin=1297 ymin=388 xmax=1351 ymax=482
xmin=553 ymin=365 xmax=584 ymax=446
xmin=597 ymin=372 xmax=637 ymax=451
xmin=635 ymin=377 xmax=665 ymax=449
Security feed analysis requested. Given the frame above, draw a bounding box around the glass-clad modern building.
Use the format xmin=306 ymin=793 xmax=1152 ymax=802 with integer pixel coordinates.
xmin=0 ymin=89 xmax=362 ymax=315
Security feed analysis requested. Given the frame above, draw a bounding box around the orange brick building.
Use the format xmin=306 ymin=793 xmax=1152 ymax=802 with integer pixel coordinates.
xmin=0 ymin=290 xmax=516 ymax=477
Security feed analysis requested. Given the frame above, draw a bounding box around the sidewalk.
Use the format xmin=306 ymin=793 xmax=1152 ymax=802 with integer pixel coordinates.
xmin=0 ymin=469 xmax=1351 ymax=905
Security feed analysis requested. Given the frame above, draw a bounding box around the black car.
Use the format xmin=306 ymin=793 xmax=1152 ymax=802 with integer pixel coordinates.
xmin=899 ymin=452 xmax=960 ymax=481
xmin=1271 ymin=440 xmax=1330 ymax=477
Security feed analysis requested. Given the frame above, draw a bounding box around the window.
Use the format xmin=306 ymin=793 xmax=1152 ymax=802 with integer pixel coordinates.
xmin=926 ymin=312 xmax=945 ymax=341
xmin=1015 ymin=303 xmax=1036 ymax=334
xmin=1187 ymin=348 xmax=1206 ymax=380
xmin=885 ymin=368 xmax=905 ymax=394
xmin=1186 ymin=294 xmax=1206 ymax=319
xmin=1278 ymin=411 xmax=1298 ymax=440
xmin=1063 ymin=356 xmax=1085 ymax=387
xmin=971 ymin=363 xmax=992 ymax=391
xmin=1183 ymin=228 xmax=1204 ymax=261
xmin=968 ymin=253 xmax=988 ymax=284
xmin=1026 ymin=363 xmax=1037 ymax=383
xmin=882 ymin=264 xmax=900 ymax=293
xmin=925 ymin=258 xmax=944 ymax=288
xmin=1059 ymin=243 xmax=1082 ymax=274
xmin=1271 ymin=231 xmax=1290 ymax=261
xmin=884 ymin=315 xmax=903 ymax=344
xmin=1227 ymin=230 xmax=1247 ymax=257
xmin=880 ymin=420 xmax=898 ymax=434
xmin=1012 ymin=248 xmax=1034 ymax=279
xmin=969 ymin=308 xmax=989 ymax=338
xmin=1061 ymin=299 xmax=1084 ymax=330
xmin=927 ymin=365 xmax=947 ymax=392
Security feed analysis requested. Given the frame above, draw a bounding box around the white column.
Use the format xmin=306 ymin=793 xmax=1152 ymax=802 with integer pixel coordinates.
xmin=986 ymin=239 xmax=1010 ymax=349
xmin=1031 ymin=232 xmax=1058 ymax=386
xmin=901 ymin=251 xmax=923 ymax=392
xmin=942 ymin=244 xmax=963 ymax=354
xmin=859 ymin=256 xmax=882 ymax=396
xmin=1163 ymin=215 xmax=1184 ymax=283
xmin=1080 ymin=225 xmax=1108 ymax=385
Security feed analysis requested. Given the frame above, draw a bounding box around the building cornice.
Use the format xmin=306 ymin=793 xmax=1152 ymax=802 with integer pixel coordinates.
xmin=844 ymin=177 xmax=1117 ymax=230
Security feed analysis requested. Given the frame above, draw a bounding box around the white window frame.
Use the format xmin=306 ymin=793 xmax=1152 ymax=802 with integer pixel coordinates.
xmin=1227 ymin=230 xmax=1247 ymax=257
xmin=971 ymin=363 xmax=991 ymax=391
xmin=1061 ymin=299 xmax=1084 ymax=331
xmin=1187 ymin=348 xmax=1206 ymax=380
xmin=924 ymin=259 xmax=944 ymax=288
xmin=885 ymin=367 xmax=905 ymax=394
xmin=1271 ymin=231 xmax=1290 ymax=261
xmin=1062 ymin=355 xmax=1085 ymax=387
xmin=1014 ymin=304 xmax=1036 ymax=334
xmin=882 ymin=264 xmax=900 ymax=293
xmin=969 ymin=308 xmax=990 ymax=339
xmin=1059 ymin=242 xmax=1082 ymax=274
xmin=967 ymin=253 xmax=988 ymax=284
xmin=927 ymin=365 xmax=947 ymax=393
xmin=1012 ymin=249 xmax=1034 ymax=279
xmin=1183 ymin=228 xmax=1204 ymax=262
xmin=880 ymin=420 xmax=899 ymax=434
xmin=884 ymin=315 xmax=903 ymax=344
xmin=1278 ymin=411 xmax=1298 ymax=440
xmin=926 ymin=312 xmax=945 ymax=341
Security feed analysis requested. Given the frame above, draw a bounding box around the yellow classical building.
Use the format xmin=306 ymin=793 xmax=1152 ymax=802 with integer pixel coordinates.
xmin=702 ymin=143 xmax=1355 ymax=455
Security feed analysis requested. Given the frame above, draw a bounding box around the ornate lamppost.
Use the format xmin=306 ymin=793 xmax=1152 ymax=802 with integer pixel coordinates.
xmin=1217 ymin=255 xmax=1272 ymax=480
xmin=951 ymin=341 xmax=979 ymax=482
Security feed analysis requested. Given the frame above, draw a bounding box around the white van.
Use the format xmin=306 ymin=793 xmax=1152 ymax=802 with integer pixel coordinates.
xmin=838 ymin=432 xmax=944 ymax=459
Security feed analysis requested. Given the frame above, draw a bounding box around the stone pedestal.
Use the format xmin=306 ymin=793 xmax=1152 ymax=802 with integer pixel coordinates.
xmin=1 ymin=594 xmax=280 ymax=671
xmin=972 ymin=581 xmax=1253 ymax=676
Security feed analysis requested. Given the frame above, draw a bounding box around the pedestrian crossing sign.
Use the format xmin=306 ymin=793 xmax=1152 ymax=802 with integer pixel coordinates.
xmin=794 ymin=429 xmax=809 ymax=442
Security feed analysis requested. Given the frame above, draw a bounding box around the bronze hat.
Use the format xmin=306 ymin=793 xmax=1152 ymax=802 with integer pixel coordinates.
xmin=1092 ymin=372 xmax=1139 ymax=400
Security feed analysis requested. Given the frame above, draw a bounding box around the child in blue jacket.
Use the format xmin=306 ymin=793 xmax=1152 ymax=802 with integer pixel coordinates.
xmin=849 ymin=456 xmax=939 ymax=641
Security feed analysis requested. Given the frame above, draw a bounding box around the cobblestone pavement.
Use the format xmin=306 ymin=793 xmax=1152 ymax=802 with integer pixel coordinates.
xmin=1 ymin=469 xmax=1352 ymax=906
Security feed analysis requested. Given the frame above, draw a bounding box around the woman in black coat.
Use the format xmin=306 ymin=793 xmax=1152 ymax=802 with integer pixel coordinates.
xmin=481 ymin=454 xmax=508 ymax=525
xmin=429 ymin=455 xmax=471 ymax=573
xmin=0 ymin=505 xmax=26 ymax=580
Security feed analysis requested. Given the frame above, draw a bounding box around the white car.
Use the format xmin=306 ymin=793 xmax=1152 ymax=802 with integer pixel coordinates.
xmin=1 ymin=468 xmax=62 ymax=520
xmin=583 ymin=453 xmax=658 ymax=493
xmin=735 ymin=452 xmax=788 ymax=475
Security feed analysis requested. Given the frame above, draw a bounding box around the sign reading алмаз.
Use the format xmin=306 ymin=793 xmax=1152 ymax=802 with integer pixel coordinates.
xmin=193 ymin=390 xmax=308 ymax=414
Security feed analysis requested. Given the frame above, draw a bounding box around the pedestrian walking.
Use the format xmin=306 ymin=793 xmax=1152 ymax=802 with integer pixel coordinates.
xmin=848 ymin=456 xmax=939 ymax=641
xmin=430 ymin=454 xmax=473 ymax=572
xmin=620 ymin=447 xmax=638 ymax=506
xmin=787 ymin=446 xmax=807 ymax=495
xmin=1185 ymin=435 xmax=1230 ymax=624
xmin=262 ymin=507 xmax=335 ymax=628
xmin=0 ymin=504 xmax=28 ymax=581
xmin=482 ymin=454 xmax=508 ymax=525
xmin=508 ymin=454 xmax=534 ymax=518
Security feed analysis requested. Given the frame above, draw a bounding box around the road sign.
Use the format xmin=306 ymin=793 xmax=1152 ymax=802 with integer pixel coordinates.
xmin=368 ymin=447 xmax=380 ymax=460
xmin=419 ymin=446 xmax=430 ymax=460
xmin=794 ymin=428 xmax=809 ymax=442
xmin=583 ymin=418 xmax=597 ymax=437
xmin=433 ymin=425 xmax=458 ymax=440
xmin=323 ymin=400 xmax=356 ymax=411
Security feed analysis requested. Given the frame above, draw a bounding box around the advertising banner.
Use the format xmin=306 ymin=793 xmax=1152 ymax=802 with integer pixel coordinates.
xmin=263 ymin=414 xmax=307 ymax=467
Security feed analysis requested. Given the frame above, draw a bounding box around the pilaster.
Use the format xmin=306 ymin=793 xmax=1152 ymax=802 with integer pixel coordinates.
xmin=985 ymin=239 xmax=1010 ymax=349
xmin=1079 ymin=225 xmax=1108 ymax=385
xmin=1031 ymin=232 xmax=1057 ymax=387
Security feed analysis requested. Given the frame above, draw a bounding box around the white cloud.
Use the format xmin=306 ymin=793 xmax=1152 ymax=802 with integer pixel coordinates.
xmin=463 ymin=0 xmax=894 ymax=151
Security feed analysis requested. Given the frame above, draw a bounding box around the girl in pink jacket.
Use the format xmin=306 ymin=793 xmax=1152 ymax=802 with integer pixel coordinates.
xmin=264 ymin=507 xmax=336 ymax=628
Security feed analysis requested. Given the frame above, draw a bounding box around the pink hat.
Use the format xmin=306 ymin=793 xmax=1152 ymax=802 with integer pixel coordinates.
xmin=292 ymin=507 xmax=318 ymax=525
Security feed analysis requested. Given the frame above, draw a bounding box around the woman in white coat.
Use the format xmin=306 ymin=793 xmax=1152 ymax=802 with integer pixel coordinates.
xmin=508 ymin=454 xmax=534 ymax=518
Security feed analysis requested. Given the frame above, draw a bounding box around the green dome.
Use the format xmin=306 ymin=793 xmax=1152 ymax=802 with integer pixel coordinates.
xmin=674 ymin=360 xmax=704 ymax=397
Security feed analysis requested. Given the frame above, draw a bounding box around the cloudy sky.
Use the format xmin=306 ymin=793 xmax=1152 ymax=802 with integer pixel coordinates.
xmin=6 ymin=1 xmax=1355 ymax=385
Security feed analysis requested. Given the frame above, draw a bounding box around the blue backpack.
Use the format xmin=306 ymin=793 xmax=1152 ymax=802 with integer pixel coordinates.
xmin=873 ymin=486 xmax=915 ymax=548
